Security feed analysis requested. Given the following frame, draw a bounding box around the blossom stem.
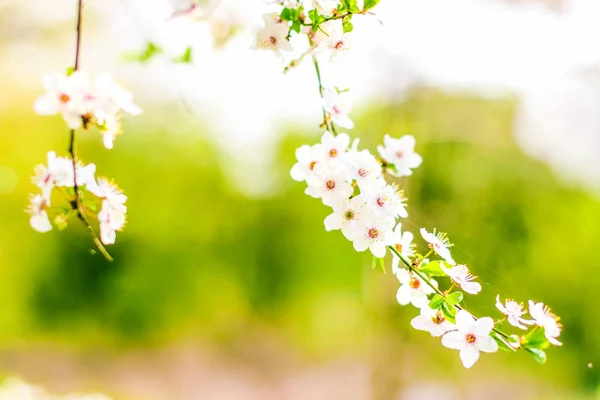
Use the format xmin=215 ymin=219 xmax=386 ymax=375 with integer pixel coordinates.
xmin=67 ymin=0 xmax=113 ymax=262
xmin=311 ymin=55 xmax=336 ymax=134
xmin=387 ymin=245 xmax=514 ymax=344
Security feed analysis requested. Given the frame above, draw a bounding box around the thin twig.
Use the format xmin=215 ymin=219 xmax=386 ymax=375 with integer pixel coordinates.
xmin=68 ymin=0 xmax=113 ymax=262
xmin=311 ymin=55 xmax=337 ymax=134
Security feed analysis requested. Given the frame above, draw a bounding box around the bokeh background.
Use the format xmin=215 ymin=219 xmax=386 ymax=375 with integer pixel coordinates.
xmin=1 ymin=0 xmax=599 ymax=399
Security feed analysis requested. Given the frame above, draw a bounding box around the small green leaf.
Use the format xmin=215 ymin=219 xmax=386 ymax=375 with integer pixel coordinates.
xmin=342 ymin=20 xmax=353 ymax=33
xmin=445 ymin=291 xmax=464 ymax=306
xmin=66 ymin=66 xmax=75 ymax=76
xmin=419 ymin=260 xmax=448 ymax=277
xmin=508 ymin=334 xmax=521 ymax=348
xmin=173 ymin=46 xmax=193 ymax=64
xmin=280 ymin=7 xmax=293 ymax=21
xmin=525 ymin=347 xmax=547 ymax=364
xmin=291 ymin=20 xmax=301 ymax=33
xmin=363 ymin=0 xmax=381 ymax=11
xmin=523 ymin=327 xmax=550 ymax=349
xmin=441 ymin=302 xmax=456 ymax=323
xmin=341 ymin=0 xmax=361 ymax=13
xmin=123 ymin=42 xmax=163 ymax=64
xmin=429 ymin=294 xmax=445 ymax=309
xmin=493 ymin=334 xmax=517 ymax=352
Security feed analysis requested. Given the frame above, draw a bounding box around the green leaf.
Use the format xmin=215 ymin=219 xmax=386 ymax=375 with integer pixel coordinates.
xmin=445 ymin=291 xmax=463 ymax=306
xmin=441 ymin=302 xmax=456 ymax=323
xmin=291 ymin=20 xmax=301 ymax=33
xmin=363 ymin=0 xmax=381 ymax=11
xmin=280 ymin=7 xmax=293 ymax=21
xmin=173 ymin=46 xmax=193 ymax=64
xmin=419 ymin=260 xmax=448 ymax=277
xmin=123 ymin=42 xmax=163 ymax=64
xmin=508 ymin=334 xmax=521 ymax=348
xmin=66 ymin=66 xmax=75 ymax=76
xmin=429 ymin=294 xmax=445 ymax=309
xmin=342 ymin=20 xmax=353 ymax=33
xmin=525 ymin=347 xmax=547 ymax=364
xmin=523 ymin=327 xmax=550 ymax=349
xmin=493 ymin=334 xmax=517 ymax=352
xmin=341 ymin=0 xmax=361 ymax=13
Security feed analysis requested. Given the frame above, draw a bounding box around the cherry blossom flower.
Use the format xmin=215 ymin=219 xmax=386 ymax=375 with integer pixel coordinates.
xmin=389 ymin=223 xmax=415 ymax=274
xmin=362 ymin=178 xmax=408 ymax=219
xmin=322 ymin=28 xmax=353 ymax=61
xmin=420 ymin=228 xmax=455 ymax=265
xmin=312 ymin=0 xmax=338 ymax=16
xmin=89 ymin=178 xmax=127 ymax=212
xmin=33 ymin=71 xmax=91 ymax=129
xmin=254 ymin=13 xmax=293 ymax=58
xmin=441 ymin=310 xmax=498 ymax=368
xmin=411 ymin=306 xmax=454 ymax=337
xmin=377 ymin=134 xmax=423 ymax=177
xmin=305 ymin=163 xmax=353 ymax=207
xmin=98 ymin=116 xmax=121 ymax=150
xmin=528 ymin=301 xmax=563 ymax=346
xmin=324 ymin=195 xmax=367 ymax=240
xmin=31 ymin=152 xmax=96 ymax=201
xmin=344 ymin=147 xmax=382 ymax=187
xmin=351 ymin=212 xmax=394 ymax=258
xmin=317 ymin=131 xmax=350 ymax=164
xmin=322 ymin=89 xmax=354 ymax=129
xmin=396 ymin=268 xmax=437 ymax=308
xmin=92 ymin=73 xmax=142 ymax=120
xmin=290 ymin=143 xmax=324 ymax=182
xmin=441 ymin=264 xmax=482 ymax=295
xmin=26 ymin=194 xmax=52 ymax=233
xmin=496 ymin=295 xmax=533 ymax=330
xmin=98 ymin=200 xmax=126 ymax=245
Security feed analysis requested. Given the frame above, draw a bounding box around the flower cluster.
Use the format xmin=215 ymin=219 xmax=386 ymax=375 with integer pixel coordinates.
xmin=26 ymin=151 xmax=127 ymax=246
xmin=34 ymin=71 xmax=141 ymax=149
xmin=291 ymin=131 xmax=421 ymax=258
xmin=27 ymin=2 xmax=140 ymax=261
xmin=291 ymin=131 xmax=562 ymax=368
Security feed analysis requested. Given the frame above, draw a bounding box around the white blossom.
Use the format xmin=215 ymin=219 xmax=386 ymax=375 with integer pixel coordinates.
xmin=98 ymin=200 xmax=126 ymax=245
xmin=377 ymin=134 xmax=423 ymax=177
xmin=411 ymin=306 xmax=454 ymax=337
xmin=33 ymin=71 xmax=91 ymax=129
xmin=441 ymin=310 xmax=498 ymax=368
xmin=396 ymin=268 xmax=437 ymax=308
xmin=528 ymin=301 xmax=562 ymax=346
xmin=254 ymin=13 xmax=293 ymax=57
xmin=290 ymin=143 xmax=323 ymax=182
xmin=322 ymin=88 xmax=354 ymax=129
xmin=362 ymin=178 xmax=407 ymax=219
xmin=324 ymin=195 xmax=367 ymax=240
xmin=441 ymin=264 xmax=482 ymax=295
xmin=312 ymin=0 xmax=338 ymax=16
xmin=344 ymin=147 xmax=382 ymax=188
xmin=420 ymin=228 xmax=455 ymax=265
xmin=31 ymin=152 xmax=96 ymax=201
xmin=317 ymin=131 xmax=350 ymax=164
xmin=350 ymin=212 xmax=394 ymax=258
xmin=26 ymin=194 xmax=52 ymax=233
xmin=496 ymin=295 xmax=533 ymax=330
xmin=305 ymin=163 xmax=353 ymax=207
xmin=389 ymin=223 xmax=415 ymax=274
xmin=92 ymin=73 xmax=142 ymax=120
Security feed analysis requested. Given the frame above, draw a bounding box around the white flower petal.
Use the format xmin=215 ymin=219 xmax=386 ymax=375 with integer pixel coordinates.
xmin=459 ymin=346 xmax=480 ymax=369
xmin=441 ymin=331 xmax=464 ymax=350
xmin=477 ymin=335 xmax=498 ymax=353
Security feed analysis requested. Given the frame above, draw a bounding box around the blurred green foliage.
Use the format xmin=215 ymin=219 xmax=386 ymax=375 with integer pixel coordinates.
xmin=0 ymin=88 xmax=598 ymax=398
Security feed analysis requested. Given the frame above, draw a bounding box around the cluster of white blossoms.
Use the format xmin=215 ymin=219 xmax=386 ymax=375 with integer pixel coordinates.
xmin=291 ymin=131 xmax=421 ymax=258
xmin=291 ymin=130 xmax=562 ymax=368
xmin=27 ymin=3 xmax=140 ymax=259
xmin=26 ymin=151 xmax=127 ymax=246
xmin=0 ymin=378 xmax=111 ymax=400
xmin=34 ymin=71 xmax=141 ymax=149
